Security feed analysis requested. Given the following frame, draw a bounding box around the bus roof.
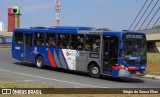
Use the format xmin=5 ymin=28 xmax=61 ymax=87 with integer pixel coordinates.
xmin=14 ymin=26 xmax=145 ymax=35
xmin=14 ymin=26 xmax=94 ymax=31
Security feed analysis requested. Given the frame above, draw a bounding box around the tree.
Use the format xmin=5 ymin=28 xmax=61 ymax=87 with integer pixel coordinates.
xmin=96 ymin=28 xmax=110 ymax=31
xmin=153 ymin=25 xmax=160 ymax=29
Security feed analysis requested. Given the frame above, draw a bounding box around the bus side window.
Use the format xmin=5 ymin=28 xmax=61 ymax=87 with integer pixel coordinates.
xmin=58 ymin=34 xmax=70 ymax=49
xmin=34 ymin=33 xmax=45 ymax=46
xmin=46 ymin=33 xmax=56 ymax=47
xmin=14 ymin=32 xmax=23 ymax=44
xmin=71 ymin=34 xmax=84 ymax=50
xmin=85 ymin=35 xmax=100 ymax=52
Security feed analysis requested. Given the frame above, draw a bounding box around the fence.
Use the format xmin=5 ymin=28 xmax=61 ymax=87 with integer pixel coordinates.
xmin=0 ymin=37 xmax=12 ymax=48
xmin=0 ymin=36 xmax=12 ymax=44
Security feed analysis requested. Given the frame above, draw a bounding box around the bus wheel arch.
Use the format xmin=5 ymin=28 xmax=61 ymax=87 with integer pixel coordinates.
xmin=35 ymin=55 xmax=44 ymax=69
xmin=88 ymin=61 xmax=100 ymax=78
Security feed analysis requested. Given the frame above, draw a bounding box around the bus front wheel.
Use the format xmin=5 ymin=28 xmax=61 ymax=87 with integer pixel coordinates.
xmin=35 ymin=56 xmax=44 ymax=69
xmin=89 ymin=64 xmax=100 ymax=78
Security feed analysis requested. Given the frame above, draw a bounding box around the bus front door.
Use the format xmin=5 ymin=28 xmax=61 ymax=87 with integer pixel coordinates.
xmin=103 ymin=36 xmax=118 ymax=72
xmin=24 ymin=34 xmax=33 ymax=62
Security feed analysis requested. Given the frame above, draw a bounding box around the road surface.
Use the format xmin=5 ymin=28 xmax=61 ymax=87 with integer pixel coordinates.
xmin=0 ymin=48 xmax=160 ymax=88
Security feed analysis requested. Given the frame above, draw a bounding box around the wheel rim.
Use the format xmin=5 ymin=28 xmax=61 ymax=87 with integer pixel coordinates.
xmin=92 ymin=67 xmax=99 ymax=74
xmin=37 ymin=58 xmax=42 ymax=67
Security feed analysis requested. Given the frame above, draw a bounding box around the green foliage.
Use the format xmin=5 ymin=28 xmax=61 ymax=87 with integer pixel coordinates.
xmin=153 ymin=25 xmax=160 ymax=29
xmin=151 ymin=77 xmax=157 ymax=80
xmin=96 ymin=28 xmax=110 ymax=31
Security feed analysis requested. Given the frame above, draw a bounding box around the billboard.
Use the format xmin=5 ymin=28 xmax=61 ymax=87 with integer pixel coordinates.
xmin=0 ymin=22 xmax=3 ymax=32
xmin=8 ymin=6 xmax=20 ymax=32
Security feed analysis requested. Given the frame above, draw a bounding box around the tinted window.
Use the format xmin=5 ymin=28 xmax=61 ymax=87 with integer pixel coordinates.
xmin=14 ymin=32 xmax=23 ymax=44
xmin=46 ymin=33 xmax=56 ymax=47
xmin=58 ymin=34 xmax=70 ymax=49
xmin=71 ymin=34 xmax=84 ymax=50
xmin=34 ymin=33 xmax=45 ymax=46
xmin=85 ymin=35 xmax=100 ymax=52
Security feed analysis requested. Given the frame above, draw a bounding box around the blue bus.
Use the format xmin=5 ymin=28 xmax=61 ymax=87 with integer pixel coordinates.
xmin=12 ymin=26 xmax=147 ymax=78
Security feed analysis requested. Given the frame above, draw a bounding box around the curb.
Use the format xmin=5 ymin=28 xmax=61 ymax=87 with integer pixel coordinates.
xmin=144 ymin=75 xmax=160 ymax=80
xmin=0 ymin=44 xmax=11 ymax=48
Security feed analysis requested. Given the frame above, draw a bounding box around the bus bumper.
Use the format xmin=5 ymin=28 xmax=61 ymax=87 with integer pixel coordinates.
xmin=119 ymin=69 xmax=146 ymax=77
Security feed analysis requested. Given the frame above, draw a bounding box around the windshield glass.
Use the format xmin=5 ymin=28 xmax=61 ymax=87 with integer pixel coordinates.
xmin=121 ymin=33 xmax=147 ymax=65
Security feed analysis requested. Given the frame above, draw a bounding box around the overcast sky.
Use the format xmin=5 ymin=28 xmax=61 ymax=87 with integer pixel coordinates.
xmin=1 ymin=0 xmax=160 ymax=30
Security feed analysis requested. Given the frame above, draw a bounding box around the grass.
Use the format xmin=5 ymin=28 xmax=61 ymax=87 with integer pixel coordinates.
xmin=0 ymin=82 xmax=160 ymax=97
xmin=147 ymin=53 xmax=160 ymax=64
xmin=147 ymin=53 xmax=160 ymax=76
xmin=151 ymin=77 xmax=157 ymax=80
xmin=0 ymin=81 xmax=51 ymax=88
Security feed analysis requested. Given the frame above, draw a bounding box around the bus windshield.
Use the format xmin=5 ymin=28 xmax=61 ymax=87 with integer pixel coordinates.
xmin=121 ymin=33 xmax=147 ymax=65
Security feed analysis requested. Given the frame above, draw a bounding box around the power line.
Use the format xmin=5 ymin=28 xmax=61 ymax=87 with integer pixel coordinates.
xmin=145 ymin=6 xmax=160 ymax=29
xmin=152 ymin=15 xmax=160 ymax=28
xmin=133 ymin=0 xmax=154 ymax=30
xmin=139 ymin=0 xmax=159 ymax=30
xmin=129 ymin=0 xmax=149 ymax=30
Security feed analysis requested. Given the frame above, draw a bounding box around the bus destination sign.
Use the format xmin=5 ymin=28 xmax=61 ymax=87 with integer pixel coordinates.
xmin=126 ymin=34 xmax=143 ymax=39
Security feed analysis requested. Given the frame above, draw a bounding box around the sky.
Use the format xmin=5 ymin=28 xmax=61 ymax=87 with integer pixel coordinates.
xmin=1 ymin=0 xmax=160 ymax=31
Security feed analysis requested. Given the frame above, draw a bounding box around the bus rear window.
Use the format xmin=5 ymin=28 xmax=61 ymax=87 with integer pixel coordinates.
xmin=14 ymin=32 xmax=23 ymax=44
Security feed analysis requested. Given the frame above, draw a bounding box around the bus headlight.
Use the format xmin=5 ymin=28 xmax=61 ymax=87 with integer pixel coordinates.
xmin=121 ymin=65 xmax=128 ymax=70
xmin=121 ymin=65 xmax=124 ymax=68
xmin=125 ymin=67 xmax=128 ymax=71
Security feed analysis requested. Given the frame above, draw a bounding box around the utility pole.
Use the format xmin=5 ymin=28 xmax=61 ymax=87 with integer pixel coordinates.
xmin=55 ymin=0 xmax=61 ymax=26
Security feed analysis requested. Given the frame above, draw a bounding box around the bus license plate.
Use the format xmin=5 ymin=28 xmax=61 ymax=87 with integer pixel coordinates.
xmin=136 ymin=71 xmax=140 ymax=75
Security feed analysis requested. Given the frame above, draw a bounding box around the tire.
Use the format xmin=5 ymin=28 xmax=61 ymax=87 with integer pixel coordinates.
xmin=35 ymin=56 xmax=44 ymax=69
xmin=113 ymin=77 xmax=121 ymax=80
xmin=89 ymin=64 xmax=100 ymax=78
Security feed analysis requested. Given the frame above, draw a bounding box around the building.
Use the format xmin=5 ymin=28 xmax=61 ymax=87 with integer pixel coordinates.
xmin=0 ymin=22 xmax=3 ymax=32
xmin=8 ymin=6 xmax=21 ymax=32
xmin=139 ymin=28 xmax=160 ymax=53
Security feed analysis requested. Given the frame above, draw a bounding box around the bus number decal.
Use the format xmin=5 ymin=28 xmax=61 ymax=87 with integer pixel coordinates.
xmin=89 ymin=53 xmax=99 ymax=58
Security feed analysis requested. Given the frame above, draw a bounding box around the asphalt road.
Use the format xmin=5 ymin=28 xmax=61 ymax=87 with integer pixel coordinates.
xmin=0 ymin=48 xmax=160 ymax=88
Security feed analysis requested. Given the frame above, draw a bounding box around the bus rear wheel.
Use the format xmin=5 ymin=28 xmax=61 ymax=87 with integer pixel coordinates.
xmin=35 ymin=56 xmax=44 ymax=69
xmin=89 ymin=64 xmax=100 ymax=78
